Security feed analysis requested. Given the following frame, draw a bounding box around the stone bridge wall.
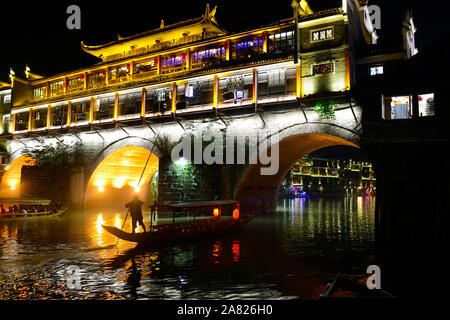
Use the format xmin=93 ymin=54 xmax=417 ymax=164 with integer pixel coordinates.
xmin=6 ymin=102 xmax=362 ymax=210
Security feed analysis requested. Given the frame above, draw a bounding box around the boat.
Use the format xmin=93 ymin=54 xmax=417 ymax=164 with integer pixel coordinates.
xmin=102 ymin=200 xmax=254 ymax=245
xmin=0 ymin=198 xmax=69 ymax=220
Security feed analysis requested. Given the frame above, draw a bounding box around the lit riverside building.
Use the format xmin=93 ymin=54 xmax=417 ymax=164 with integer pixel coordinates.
xmin=2 ymin=0 xmax=417 ymax=204
xmin=8 ymin=1 xmax=384 ymax=135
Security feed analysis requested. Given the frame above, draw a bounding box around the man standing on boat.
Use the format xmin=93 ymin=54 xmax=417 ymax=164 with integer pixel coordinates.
xmin=125 ymin=194 xmax=147 ymax=234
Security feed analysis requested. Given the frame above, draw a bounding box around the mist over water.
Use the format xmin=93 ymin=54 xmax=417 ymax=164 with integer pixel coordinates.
xmin=0 ymin=196 xmax=375 ymax=300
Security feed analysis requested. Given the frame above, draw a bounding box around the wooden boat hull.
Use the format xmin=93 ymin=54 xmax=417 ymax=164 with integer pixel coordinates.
xmin=0 ymin=207 xmax=69 ymax=220
xmin=103 ymin=215 xmax=254 ymax=245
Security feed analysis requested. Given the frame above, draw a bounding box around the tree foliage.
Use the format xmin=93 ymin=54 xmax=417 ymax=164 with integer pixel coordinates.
xmin=22 ymin=141 xmax=84 ymax=170
xmin=315 ymin=100 xmax=337 ymax=120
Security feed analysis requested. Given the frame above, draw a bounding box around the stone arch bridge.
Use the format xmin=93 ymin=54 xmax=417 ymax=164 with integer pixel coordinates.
xmin=2 ymin=103 xmax=362 ymax=213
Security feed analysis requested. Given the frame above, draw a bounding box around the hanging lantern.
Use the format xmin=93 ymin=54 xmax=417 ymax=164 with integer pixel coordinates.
xmin=213 ymin=208 xmax=220 ymax=217
xmin=80 ymin=74 xmax=84 ymax=80
xmin=127 ymin=64 xmax=131 ymax=71
xmin=232 ymin=208 xmax=240 ymax=220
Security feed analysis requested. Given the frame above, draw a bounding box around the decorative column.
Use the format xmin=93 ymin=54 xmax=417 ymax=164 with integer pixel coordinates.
xmin=89 ymin=98 xmax=95 ymax=123
xmin=252 ymin=68 xmax=258 ymax=108
xmin=186 ymin=49 xmax=191 ymax=70
xmin=171 ymin=83 xmax=177 ymax=114
xmin=28 ymin=109 xmax=33 ymax=131
xmin=156 ymin=56 xmax=162 ymax=75
xmin=213 ymin=75 xmax=219 ymax=108
xmin=11 ymin=113 xmax=16 ymax=135
xmin=63 ymin=77 xmax=68 ymax=95
xmin=67 ymin=102 xmax=72 ymax=126
xmin=296 ymin=64 xmax=303 ymax=98
xmin=83 ymin=72 xmax=88 ymax=90
xmin=345 ymin=50 xmax=351 ymax=91
xmin=105 ymin=68 xmax=110 ymax=85
xmin=225 ymin=40 xmax=231 ymax=61
xmin=114 ymin=93 xmax=119 ymax=121
xmin=262 ymin=32 xmax=268 ymax=53
xmin=47 ymin=105 xmax=51 ymax=130
xmin=141 ymin=88 xmax=147 ymax=117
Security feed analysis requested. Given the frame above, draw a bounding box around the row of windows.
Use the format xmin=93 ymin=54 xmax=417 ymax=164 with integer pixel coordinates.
xmin=31 ymin=30 xmax=296 ymax=101
xmin=17 ymin=67 xmax=298 ymax=131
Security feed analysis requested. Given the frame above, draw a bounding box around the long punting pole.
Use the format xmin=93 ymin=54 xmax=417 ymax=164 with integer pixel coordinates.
xmin=116 ymin=125 xmax=162 ymax=244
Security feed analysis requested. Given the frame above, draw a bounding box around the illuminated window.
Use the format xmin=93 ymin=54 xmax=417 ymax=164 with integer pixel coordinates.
xmin=145 ymin=87 xmax=172 ymax=113
xmin=161 ymin=54 xmax=186 ymax=74
xmin=3 ymin=94 xmax=11 ymax=104
xmin=232 ymin=36 xmax=264 ymax=60
xmin=15 ymin=112 xmax=29 ymax=131
xmin=49 ymin=80 xmax=64 ymax=97
xmin=67 ymin=76 xmax=84 ymax=93
xmin=118 ymin=91 xmax=142 ymax=116
xmin=268 ymin=30 xmax=295 ymax=53
xmin=370 ymin=65 xmax=384 ymax=76
xmin=109 ymin=66 xmax=129 ymax=81
xmin=32 ymin=108 xmax=48 ymax=129
xmin=71 ymin=100 xmax=90 ymax=123
xmin=135 ymin=60 xmax=156 ymax=73
xmin=51 ymin=104 xmax=68 ymax=127
xmin=311 ymin=28 xmax=334 ymax=42
xmin=418 ymin=93 xmax=435 ymax=117
xmin=313 ymin=62 xmax=334 ymax=75
xmin=88 ymin=71 xmax=106 ymax=89
xmin=191 ymin=45 xmax=226 ymax=69
xmin=382 ymin=95 xmax=412 ymax=120
xmin=33 ymin=86 xmax=46 ymax=100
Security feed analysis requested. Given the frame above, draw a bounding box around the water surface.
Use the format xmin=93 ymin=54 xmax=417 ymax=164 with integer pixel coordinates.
xmin=0 ymin=196 xmax=375 ymax=300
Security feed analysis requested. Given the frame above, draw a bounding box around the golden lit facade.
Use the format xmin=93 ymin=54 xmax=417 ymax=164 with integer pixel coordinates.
xmin=8 ymin=1 xmax=376 ymax=135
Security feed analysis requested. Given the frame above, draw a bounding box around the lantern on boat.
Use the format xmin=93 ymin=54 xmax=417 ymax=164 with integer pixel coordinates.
xmin=233 ymin=203 xmax=240 ymax=220
xmin=213 ymin=208 xmax=220 ymax=217
xmin=233 ymin=208 xmax=240 ymax=220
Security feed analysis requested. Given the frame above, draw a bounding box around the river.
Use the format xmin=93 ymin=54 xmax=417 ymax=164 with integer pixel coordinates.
xmin=0 ymin=196 xmax=375 ymax=300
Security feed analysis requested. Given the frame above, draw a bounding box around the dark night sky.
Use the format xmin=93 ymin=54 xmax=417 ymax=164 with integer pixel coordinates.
xmin=0 ymin=0 xmax=444 ymax=81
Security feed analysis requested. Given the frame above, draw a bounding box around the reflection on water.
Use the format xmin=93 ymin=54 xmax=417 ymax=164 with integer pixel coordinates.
xmin=0 ymin=196 xmax=375 ymax=300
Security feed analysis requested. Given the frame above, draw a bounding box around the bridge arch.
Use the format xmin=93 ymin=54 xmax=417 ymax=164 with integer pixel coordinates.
xmin=234 ymin=132 xmax=359 ymax=214
xmin=85 ymin=135 xmax=161 ymax=182
xmin=0 ymin=154 xmax=36 ymax=198
xmin=84 ymin=144 xmax=159 ymax=210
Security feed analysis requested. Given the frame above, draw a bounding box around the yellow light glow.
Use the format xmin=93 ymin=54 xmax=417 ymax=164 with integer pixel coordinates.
xmin=98 ymin=186 xmax=105 ymax=192
xmin=113 ymin=178 xmax=126 ymax=189
xmin=0 ymin=155 xmax=36 ymax=198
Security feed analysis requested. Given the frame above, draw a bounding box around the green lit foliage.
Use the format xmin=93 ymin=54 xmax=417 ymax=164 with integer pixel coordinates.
xmin=315 ymin=100 xmax=337 ymax=120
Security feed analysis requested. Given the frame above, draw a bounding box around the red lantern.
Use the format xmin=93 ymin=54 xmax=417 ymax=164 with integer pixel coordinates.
xmin=127 ymin=64 xmax=131 ymax=71
xmin=213 ymin=208 xmax=220 ymax=217
xmin=233 ymin=203 xmax=240 ymax=220
xmin=102 ymin=70 xmax=106 ymax=76
xmin=80 ymin=74 xmax=84 ymax=80
xmin=232 ymin=209 xmax=239 ymax=220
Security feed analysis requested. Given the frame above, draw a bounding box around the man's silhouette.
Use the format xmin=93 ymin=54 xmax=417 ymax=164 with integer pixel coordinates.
xmin=125 ymin=194 xmax=146 ymax=234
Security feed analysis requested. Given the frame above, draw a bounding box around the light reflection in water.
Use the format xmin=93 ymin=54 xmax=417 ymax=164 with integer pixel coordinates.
xmin=0 ymin=197 xmax=375 ymax=300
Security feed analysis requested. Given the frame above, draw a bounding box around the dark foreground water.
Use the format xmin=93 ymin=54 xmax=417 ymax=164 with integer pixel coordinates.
xmin=0 ymin=196 xmax=375 ymax=300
